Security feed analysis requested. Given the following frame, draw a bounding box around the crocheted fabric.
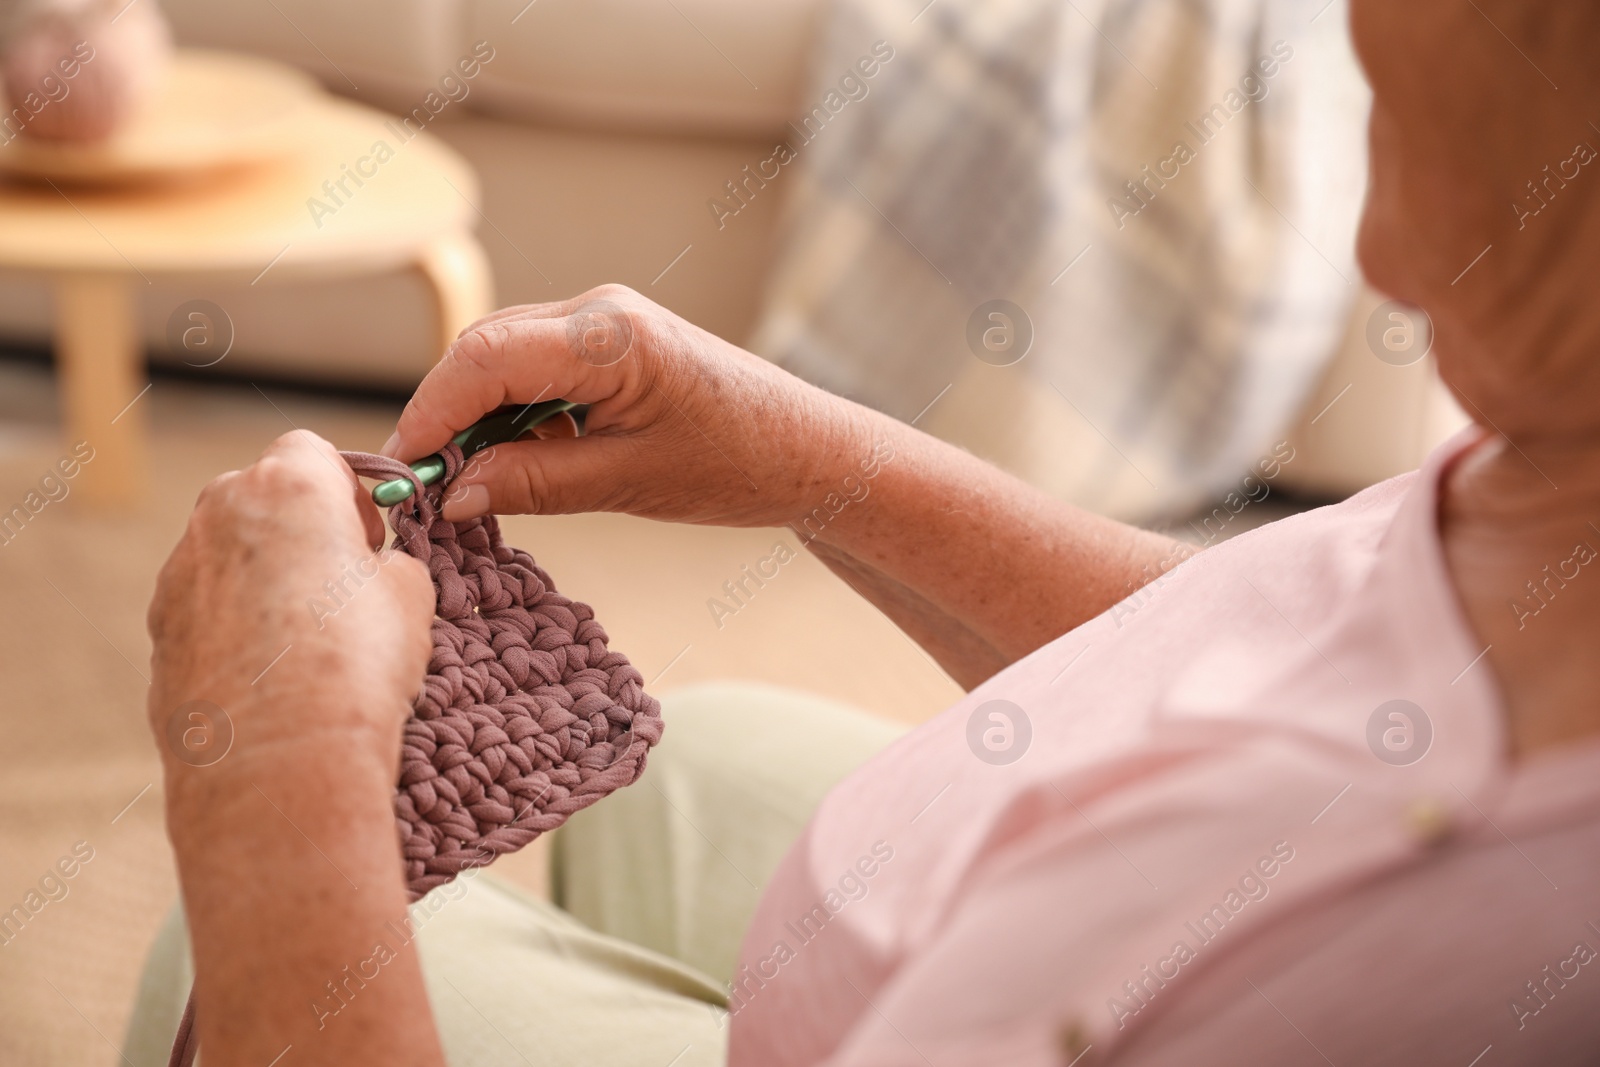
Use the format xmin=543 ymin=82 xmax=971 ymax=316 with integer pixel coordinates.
xmin=167 ymin=444 xmax=662 ymax=1067
xmin=341 ymin=444 xmax=665 ymax=898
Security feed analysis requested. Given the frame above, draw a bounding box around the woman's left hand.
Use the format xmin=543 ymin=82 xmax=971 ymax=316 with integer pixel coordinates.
xmin=146 ymin=430 xmax=448 ymax=1067
xmin=147 ymin=429 xmax=434 ymax=801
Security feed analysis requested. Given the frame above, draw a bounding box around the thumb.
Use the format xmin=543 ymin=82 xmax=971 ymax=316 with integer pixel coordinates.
xmin=440 ymin=436 xmax=637 ymax=519
xmin=376 ymin=551 xmax=437 ymax=679
xmin=383 ymin=551 xmax=435 ymax=620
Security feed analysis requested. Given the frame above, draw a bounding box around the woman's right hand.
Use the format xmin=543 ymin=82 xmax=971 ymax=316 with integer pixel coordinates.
xmin=383 ymin=285 xmax=877 ymax=526
xmin=386 ymin=285 xmax=1192 ymax=691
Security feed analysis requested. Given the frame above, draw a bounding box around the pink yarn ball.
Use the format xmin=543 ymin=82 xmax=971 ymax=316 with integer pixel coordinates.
xmin=1 ymin=1 xmax=171 ymax=142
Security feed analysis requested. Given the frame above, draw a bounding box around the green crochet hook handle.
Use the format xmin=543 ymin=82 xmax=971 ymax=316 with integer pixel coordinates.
xmin=371 ymin=399 xmax=579 ymax=507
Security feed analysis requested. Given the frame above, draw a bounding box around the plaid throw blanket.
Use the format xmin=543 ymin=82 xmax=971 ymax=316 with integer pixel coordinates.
xmin=748 ymin=0 xmax=1370 ymax=521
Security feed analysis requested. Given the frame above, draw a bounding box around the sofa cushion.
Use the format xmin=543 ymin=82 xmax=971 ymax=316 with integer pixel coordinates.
xmin=464 ymin=0 xmax=821 ymax=136
xmin=157 ymin=0 xmax=469 ymax=106
xmin=158 ymin=0 xmax=821 ymax=136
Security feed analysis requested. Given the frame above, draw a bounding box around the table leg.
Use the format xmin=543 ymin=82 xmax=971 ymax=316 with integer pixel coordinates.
xmin=415 ymin=231 xmax=494 ymax=361
xmin=54 ymin=272 xmax=146 ymax=506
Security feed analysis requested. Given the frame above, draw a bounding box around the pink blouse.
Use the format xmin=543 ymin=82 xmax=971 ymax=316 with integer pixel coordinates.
xmin=731 ymin=429 xmax=1600 ymax=1066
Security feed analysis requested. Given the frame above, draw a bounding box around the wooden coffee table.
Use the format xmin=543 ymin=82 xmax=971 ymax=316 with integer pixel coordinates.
xmin=0 ymin=51 xmax=492 ymax=505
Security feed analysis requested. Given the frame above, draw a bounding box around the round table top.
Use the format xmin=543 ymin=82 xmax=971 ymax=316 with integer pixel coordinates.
xmin=0 ymin=54 xmax=480 ymax=278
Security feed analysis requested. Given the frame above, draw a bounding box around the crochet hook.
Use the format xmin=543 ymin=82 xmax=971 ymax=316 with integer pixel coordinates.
xmin=370 ymin=399 xmax=579 ymax=506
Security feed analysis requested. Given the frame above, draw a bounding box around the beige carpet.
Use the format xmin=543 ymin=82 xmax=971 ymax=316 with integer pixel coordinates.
xmin=0 ymin=361 xmax=960 ymax=1066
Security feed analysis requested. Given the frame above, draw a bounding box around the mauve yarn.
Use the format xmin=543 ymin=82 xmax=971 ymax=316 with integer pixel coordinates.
xmin=167 ymin=444 xmax=663 ymax=1067
xmin=1 ymin=0 xmax=172 ymax=143
xmin=347 ymin=444 xmax=664 ymax=898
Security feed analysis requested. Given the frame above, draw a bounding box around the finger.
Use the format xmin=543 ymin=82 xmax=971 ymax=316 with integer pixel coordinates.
xmin=193 ymin=468 xmax=241 ymax=508
xmin=382 ymin=552 xmax=436 ymax=628
xmin=438 ymin=435 xmax=639 ymax=519
xmin=377 ymin=553 xmax=437 ymax=676
xmin=386 ymin=305 xmax=642 ymax=462
xmin=451 ymin=300 xmax=570 ymax=343
xmin=352 ymin=477 xmax=387 ymax=550
xmin=257 ymin=430 xmax=374 ymax=545
xmin=425 ymin=299 xmax=579 ymax=383
xmin=260 ymin=428 xmax=355 ymax=488
xmin=528 ymin=411 xmax=579 ymax=440
xmin=260 ymin=429 xmax=366 ymax=503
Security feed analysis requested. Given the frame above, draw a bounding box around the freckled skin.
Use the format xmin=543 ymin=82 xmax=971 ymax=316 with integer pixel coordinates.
xmin=383 ymin=284 xmax=1188 ymax=690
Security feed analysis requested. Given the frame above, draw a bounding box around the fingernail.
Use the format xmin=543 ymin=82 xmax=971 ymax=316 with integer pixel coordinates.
xmin=441 ymin=483 xmax=490 ymax=521
xmin=380 ymin=431 xmax=402 ymax=458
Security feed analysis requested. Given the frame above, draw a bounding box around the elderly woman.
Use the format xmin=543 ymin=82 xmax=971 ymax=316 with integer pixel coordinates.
xmin=129 ymin=0 xmax=1600 ymax=1064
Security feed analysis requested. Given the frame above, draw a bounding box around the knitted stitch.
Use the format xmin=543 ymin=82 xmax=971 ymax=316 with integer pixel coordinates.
xmin=167 ymin=444 xmax=662 ymax=1067
xmin=347 ymin=445 xmax=664 ymax=899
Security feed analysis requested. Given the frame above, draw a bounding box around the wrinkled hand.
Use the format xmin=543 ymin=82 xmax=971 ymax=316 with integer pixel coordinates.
xmin=383 ymin=285 xmax=872 ymax=527
xmin=147 ymin=431 xmax=434 ymax=796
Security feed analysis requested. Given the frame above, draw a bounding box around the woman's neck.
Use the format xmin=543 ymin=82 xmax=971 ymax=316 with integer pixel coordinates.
xmin=1440 ymin=430 xmax=1600 ymax=759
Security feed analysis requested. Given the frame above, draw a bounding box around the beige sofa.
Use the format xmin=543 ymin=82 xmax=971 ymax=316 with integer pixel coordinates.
xmin=0 ymin=0 xmax=1465 ymax=501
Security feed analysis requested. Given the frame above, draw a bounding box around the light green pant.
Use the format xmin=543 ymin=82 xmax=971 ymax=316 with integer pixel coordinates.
xmin=123 ymin=682 xmax=903 ymax=1067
